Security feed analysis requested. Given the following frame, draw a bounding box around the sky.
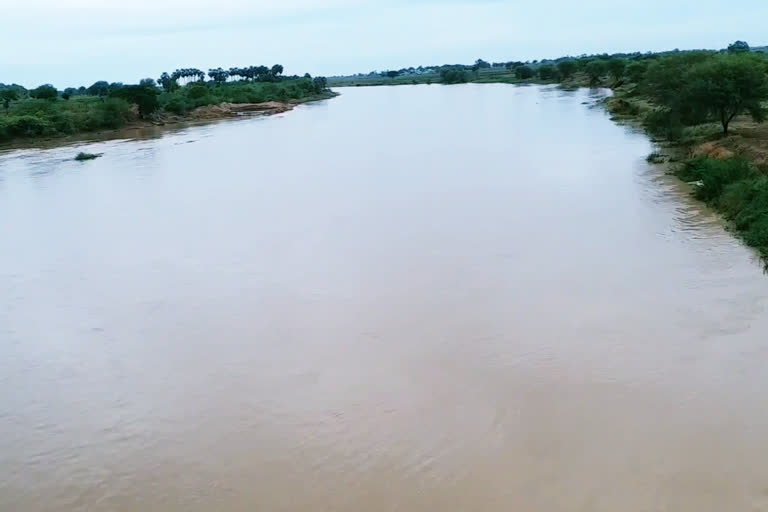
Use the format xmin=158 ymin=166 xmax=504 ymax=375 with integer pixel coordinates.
xmin=3 ymin=0 xmax=768 ymax=88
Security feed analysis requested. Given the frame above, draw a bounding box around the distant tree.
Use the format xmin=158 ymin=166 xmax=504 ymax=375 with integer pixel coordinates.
xmin=556 ymin=60 xmax=577 ymax=80
xmin=439 ymin=67 xmax=468 ymax=84
xmin=208 ymin=68 xmax=230 ymax=85
xmin=384 ymin=70 xmax=400 ymax=78
xmin=312 ymin=76 xmax=328 ymax=92
xmin=271 ymin=64 xmax=284 ymax=78
xmin=30 ymin=84 xmax=58 ymax=100
xmin=515 ymin=65 xmax=534 ymax=79
xmin=110 ymin=83 xmax=159 ymax=118
xmin=139 ymin=78 xmax=157 ymax=89
xmin=606 ymin=59 xmax=626 ymax=84
xmin=157 ymin=72 xmax=178 ymax=92
xmin=538 ymin=64 xmax=557 ymax=80
xmin=63 ymin=87 xmax=79 ymax=98
xmin=585 ymin=60 xmax=607 ymax=85
xmin=0 ymin=89 xmax=18 ymax=113
xmin=474 ymin=59 xmax=491 ymax=69
xmin=727 ymin=40 xmax=750 ymax=54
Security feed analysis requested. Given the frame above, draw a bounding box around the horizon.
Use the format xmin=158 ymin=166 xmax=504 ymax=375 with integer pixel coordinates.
xmin=2 ymin=0 xmax=768 ymax=88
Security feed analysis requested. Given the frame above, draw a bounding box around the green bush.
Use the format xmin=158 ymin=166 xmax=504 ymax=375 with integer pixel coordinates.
xmin=677 ymin=157 xmax=755 ymax=202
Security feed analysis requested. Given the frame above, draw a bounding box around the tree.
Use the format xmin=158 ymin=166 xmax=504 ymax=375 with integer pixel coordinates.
xmin=139 ymin=78 xmax=157 ymax=89
xmin=312 ymin=76 xmax=327 ymax=92
xmin=556 ymin=60 xmax=577 ymax=80
xmin=30 ymin=84 xmax=58 ymax=100
xmin=538 ymin=65 xmax=557 ymax=80
xmin=87 ymin=81 xmax=110 ymax=96
xmin=157 ymin=72 xmax=178 ymax=92
xmin=63 ymin=87 xmax=79 ymax=98
xmin=271 ymin=64 xmax=284 ymax=78
xmin=0 ymin=89 xmax=18 ymax=113
xmin=474 ymin=59 xmax=491 ymax=69
xmin=110 ymin=84 xmax=159 ymax=118
xmin=208 ymin=68 xmax=230 ymax=85
xmin=683 ymin=54 xmax=768 ymax=135
xmin=728 ymin=41 xmax=750 ymax=54
xmin=439 ymin=67 xmax=468 ymax=84
xmin=625 ymin=61 xmax=648 ymax=83
xmin=584 ymin=60 xmax=606 ymax=85
xmin=606 ymin=59 xmax=626 ymax=84
xmin=384 ymin=70 xmax=400 ymax=78
xmin=515 ymin=65 xmax=534 ymax=79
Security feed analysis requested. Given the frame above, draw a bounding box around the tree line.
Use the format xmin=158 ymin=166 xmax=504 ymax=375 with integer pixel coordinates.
xmin=363 ymin=41 xmax=768 ymax=137
xmin=0 ymin=65 xmax=331 ymax=142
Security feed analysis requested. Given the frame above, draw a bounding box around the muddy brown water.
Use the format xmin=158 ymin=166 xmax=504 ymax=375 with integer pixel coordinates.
xmin=2 ymin=84 xmax=768 ymax=512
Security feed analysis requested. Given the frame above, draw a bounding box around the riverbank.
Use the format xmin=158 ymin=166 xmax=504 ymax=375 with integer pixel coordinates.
xmin=0 ymin=91 xmax=338 ymax=152
xmin=604 ymin=87 xmax=768 ymax=265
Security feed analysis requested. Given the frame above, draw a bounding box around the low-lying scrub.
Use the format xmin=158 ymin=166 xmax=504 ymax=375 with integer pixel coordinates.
xmin=676 ymin=157 xmax=768 ymax=263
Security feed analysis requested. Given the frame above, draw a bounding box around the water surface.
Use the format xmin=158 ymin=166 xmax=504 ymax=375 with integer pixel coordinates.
xmin=2 ymin=84 xmax=768 ymax=512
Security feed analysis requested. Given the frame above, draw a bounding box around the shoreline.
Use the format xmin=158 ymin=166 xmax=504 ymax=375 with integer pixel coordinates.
xmin=0 ymin=91 xmax=339 ymax=153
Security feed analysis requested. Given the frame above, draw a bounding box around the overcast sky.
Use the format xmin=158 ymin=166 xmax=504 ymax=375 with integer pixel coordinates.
xmin=3 ymin=0 xmax=767 ymax=88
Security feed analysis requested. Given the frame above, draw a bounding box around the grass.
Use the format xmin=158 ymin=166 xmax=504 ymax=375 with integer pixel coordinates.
xmin=74 ymin=152 xmax=101 ymax=161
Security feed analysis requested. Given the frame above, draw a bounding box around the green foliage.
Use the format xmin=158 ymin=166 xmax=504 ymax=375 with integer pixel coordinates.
xmin=642 ymin=108 xmax=684 ymax=140
xmin=556 ymin=60 xmax=577 ymax=80
xmin=606 ymin=59 xmax=626 ymax=83
xmin=644 ymin=52 xmax=768 ymax=135
xmin=0 ymin=67 xmax=328 ymax=143
xmin=677 ymin=157 xmax=755 ymax=202
xmin=625 ymin=61 xmax=648 ymax=83
xmin=0 ymin=88 xmax=19 ymax=112
xmin=157 ymin=72 xmax=178 ymax=92
xmin=683 ymin=54 xmax=768 ymax=134
xmin=585 ymin=61 xmax=607 ymax=85
xmin=87 ymin=81 xmax=110 ymax=96
xmin=439 ymin=67 xmax=468 ymax=84
xmin=110 ymin=84 xmax=160 ymax=118
xmin=515 ymin=65 xmax=534 ymax=80
xmin=728 ymin=40 xmax=750 ymax=54
xmin=538 ymin=65 xmax=557 ymax=80
xmin=208 ymin=68 xmax=230 ymax=85
xmin=30 ymin=84 xmax=58 ymax=100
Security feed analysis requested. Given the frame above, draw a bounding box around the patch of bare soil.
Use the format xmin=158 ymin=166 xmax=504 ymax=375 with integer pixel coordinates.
xmin=190 ymin=102 xmax=294 ymax=120
xmin=721 ymin=118 xmax=768 ymax=168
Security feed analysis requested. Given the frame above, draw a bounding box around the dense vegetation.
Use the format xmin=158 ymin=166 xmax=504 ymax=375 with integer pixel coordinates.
xmin=0 ymin=65 xmax=331 ymax=143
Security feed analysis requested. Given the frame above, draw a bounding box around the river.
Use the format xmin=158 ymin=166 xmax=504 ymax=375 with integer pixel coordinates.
xmin=2 ymin=84 xmax=768 ymax=512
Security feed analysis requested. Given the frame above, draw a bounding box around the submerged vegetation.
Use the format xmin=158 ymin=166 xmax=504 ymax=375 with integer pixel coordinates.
xmin=74 ymin=152 xmax=101 ymax=161
xmin=0 ymin=65 xmax=332 ymax=144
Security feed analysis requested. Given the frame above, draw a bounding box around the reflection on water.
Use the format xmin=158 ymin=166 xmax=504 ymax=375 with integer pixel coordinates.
xmin=1 ymin=84 xmax=768 ymax=512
